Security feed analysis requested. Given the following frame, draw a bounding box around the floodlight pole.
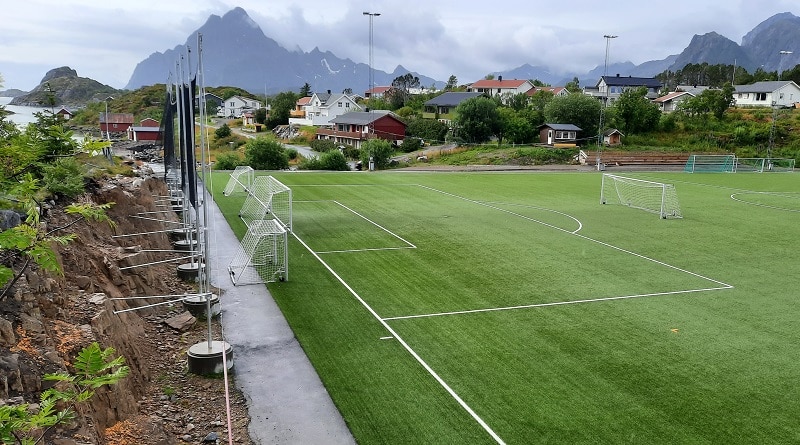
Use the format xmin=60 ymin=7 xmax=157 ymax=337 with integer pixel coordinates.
xmin=597 ymin=34 xmax=617 ymax=171
xmin=364 ymin=12 xmax=380 ymax=130
xmin=769 ymin=50 xmax=792 ymax=162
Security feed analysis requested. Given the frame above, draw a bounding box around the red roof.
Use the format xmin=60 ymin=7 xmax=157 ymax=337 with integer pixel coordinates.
xmin=470 ymin=79 xmax=529 ymax=88
xmin=367 ymin=86 xmax=392 ymax=94
xmin=297 ymin=96 xmax=312 ymax=105
xmin=654 ymin=91 xmax=692 ymax=103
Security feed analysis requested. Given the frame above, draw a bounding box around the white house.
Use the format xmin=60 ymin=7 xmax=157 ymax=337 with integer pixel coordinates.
xmin=288 ymin=91 xmax=362 ymax=126
xmin=218 ymin=95 xmax=262 ymax=118
xmin=467 ymin=77 xmax=534 ymax=99
xmin=733 ymin=81 xmax=800 ymax=108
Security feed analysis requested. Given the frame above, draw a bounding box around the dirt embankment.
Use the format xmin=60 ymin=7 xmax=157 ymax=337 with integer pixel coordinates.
xmin=1 ymin=173 xmax=251 ymax=444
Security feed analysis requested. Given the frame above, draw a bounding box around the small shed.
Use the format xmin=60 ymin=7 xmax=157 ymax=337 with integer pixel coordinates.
xmin=127 ymin=118 xmax=162 ymax=141
xmin=55 ymin=107 xmax=73 ymax=120
xmin=603 ymin=129 xmax=624 ymax=147
xmin=538 ymin=123 xmax=582 ymax=146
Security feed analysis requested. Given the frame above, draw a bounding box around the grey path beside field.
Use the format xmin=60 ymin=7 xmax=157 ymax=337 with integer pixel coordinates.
xmin=204 ymin=187 xmax=355 ymax=444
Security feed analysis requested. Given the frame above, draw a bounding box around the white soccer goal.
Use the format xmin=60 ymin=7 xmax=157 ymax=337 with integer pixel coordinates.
xmin=222 ymin=166 xmax=254 ymax=196
xmin=238 ymin=176 xmax=292 ymax=231
xmin=228 ymin=219 xmax=288 ymax=285
xmin=684 ymin=154 xmax=735 ymax=173
xmin=601 ymin=173 xmax=683 ymax=219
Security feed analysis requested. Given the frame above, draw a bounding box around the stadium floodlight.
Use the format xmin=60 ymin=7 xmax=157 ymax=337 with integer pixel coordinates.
xmin=601 ymin=173 xmax=682 ymax=219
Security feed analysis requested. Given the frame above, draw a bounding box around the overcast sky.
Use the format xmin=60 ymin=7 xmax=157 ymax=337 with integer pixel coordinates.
xmin=1 ymin=0 xmax=798 ymax=91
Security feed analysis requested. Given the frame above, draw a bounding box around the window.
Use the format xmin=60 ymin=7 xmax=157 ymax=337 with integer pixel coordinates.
xmin=779 ymin=92 xmax=785 ymax=99
xmin=756 ymin=93 xmax=767 ymax=101
xmin=338 ymin=102 xmax=342 ymax=107
xmin=346 ymin=103 xmax=350 ymax=108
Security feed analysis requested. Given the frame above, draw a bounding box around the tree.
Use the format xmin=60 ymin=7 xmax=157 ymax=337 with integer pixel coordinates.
xmin=454 ymin=97 xmax=501 ymax=143
xmin=265 ymin=91 xmax=298 ymax=129
xmin=359 ymin=139 xmax=394 ymax=169
xmin=244 ymin=137 xmax=289 ymax=170
xmin=565 ymin=77 xmax=581 ymax=93
xmin=299 ymin=82 xmax=311 ymax=97
xmin=254 ymin=108 xmax=267 ymax=125
xmin=0 ymin=343 xmax=129 ymax=445
xmin=613 ymin=86 xmax=661 ymax=134
xmin=405 ymin=117 xmax=449 ymax=144
xmin=445 ymin=75 xmax=459 ymax=91
xmin=497 ymin=107 xmax=536 ymax=144
xmin=543 ymin=94 xmax=601 ymax=137
xmin=389 ymin=73 xmax=421 ymax=108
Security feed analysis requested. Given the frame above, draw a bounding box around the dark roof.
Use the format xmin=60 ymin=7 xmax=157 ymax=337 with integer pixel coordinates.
xmin=735 ymin=81 xmax=794 ymax=93
xmin=539 ymin=123 xmax=582 ymax=131
xmin=598 ymin=75 xmax=661 ymax=88
xmin=424 ymin=92 xmax=483 ymax=107
xmin=129 ymin=126 xmax=161 ymax=132
xmin=603 ymin=128 xmax=624 ymax=136
xmin=329 ymin=110 xmax=401 ymax=125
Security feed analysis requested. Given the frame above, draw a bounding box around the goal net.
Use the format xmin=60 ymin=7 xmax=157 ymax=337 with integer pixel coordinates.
xmin=238 ymin=176 xmax=292 ymax=231
xmin=684 ymin=154 xmax=735 ymax=173
xmin=228 ymin=219 xmax=288 ymax=284
xmin=222 ymin=166 xmax=254 ymax=196
xmin=601 ymin=173 xmax=682 ymax=219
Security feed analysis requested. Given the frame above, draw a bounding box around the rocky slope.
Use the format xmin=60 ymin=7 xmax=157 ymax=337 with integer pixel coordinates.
xmin=0 ymin=168 xmax=251 ymax=444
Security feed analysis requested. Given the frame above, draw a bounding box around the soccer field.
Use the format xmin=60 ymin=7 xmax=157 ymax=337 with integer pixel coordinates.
xmin=211 ymin=170 xmax=800 ymax=444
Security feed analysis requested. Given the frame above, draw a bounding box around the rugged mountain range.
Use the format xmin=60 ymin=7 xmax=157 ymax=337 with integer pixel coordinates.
xmin=500 ymin=13 xmax=800 ymax=88
xmin=125 ymin=7 xmax=439 ymax=95
xmin=126 ymin=8 xmax=800 ymax=95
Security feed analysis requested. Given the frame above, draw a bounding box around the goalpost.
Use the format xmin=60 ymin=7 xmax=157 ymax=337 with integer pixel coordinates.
xmin=222 ymin=166 xmax=254 ymax=196
xmin=601 ymin=173 xmax=682 ymax=219
xmin=238 ymin=176 xmax=292 ymax=231
xmin=684 ymin=154 xmax=735 ymax=173
xmin=228 ymin=219 xmax=288 ymax=285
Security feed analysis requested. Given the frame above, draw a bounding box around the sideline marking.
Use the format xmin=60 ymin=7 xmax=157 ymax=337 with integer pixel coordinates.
xmin=730 ymin=192 xmax=800 ymax=213
xmin=291 ymin=230 xmax=506 ymax=445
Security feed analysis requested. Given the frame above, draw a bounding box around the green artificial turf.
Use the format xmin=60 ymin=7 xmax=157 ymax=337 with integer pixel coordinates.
xmin=209 ymin=170 xmax=800 ymax=444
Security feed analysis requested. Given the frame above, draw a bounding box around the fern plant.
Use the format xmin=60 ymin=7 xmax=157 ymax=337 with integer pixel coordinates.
xmin=0 ymin=343 xmax=129 ymax=445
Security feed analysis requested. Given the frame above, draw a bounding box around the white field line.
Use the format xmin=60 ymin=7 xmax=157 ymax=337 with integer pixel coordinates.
xmin=398 ymin=185 xmax=734 ymax=318
xmin=478 ymin=200 xmax=583 ymax=233
xmin=295 ymin=199 xmax=416 ymax=254
xmin=730 ymin=192 xmax=800 ymax=213
xmin=382 ymin=286 xmax=732 ymax=321
xmin=290 ymin=230 xmax=507 ymax=445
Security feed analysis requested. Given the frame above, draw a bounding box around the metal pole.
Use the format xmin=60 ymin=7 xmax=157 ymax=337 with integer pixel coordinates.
xmin=597 ymin=34 xmax=617 ymax=171
xmin=363 ymin=12 xmax=380 ymax=137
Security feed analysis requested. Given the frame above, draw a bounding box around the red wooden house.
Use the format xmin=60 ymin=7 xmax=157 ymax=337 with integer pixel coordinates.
xmin=127 ymin=118 xmax=162 ymax=141
xmin=99 ymin=112 xmax=134 ymax=135
xmin=316 ymin=111 xmax=406 ymax=149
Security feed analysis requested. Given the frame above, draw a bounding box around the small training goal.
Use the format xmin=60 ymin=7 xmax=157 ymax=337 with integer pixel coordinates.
xmin=222 ymin=166 xmax=255 ymax=196
xmin=228 ymin=219 xmax=288 ymax=285
xmin=238 ymin=176 xmax=292 ymax=231
xmin=601 ymin=173 xmax=682 ymax=219
xmin=684 ymin=154 xmax=735 ymax=173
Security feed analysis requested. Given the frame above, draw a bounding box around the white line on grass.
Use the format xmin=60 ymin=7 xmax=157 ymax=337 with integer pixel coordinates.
xmin=291 ymin=231 xmax=507 ymax=445
xmin=478 ymin=200 xmax=583 ymax=233
xmin=401 ymin=185 xmax=734 ymax=318
xmin=382 ymin=286 xmax=733 ymax=321
xmin=730 ymin=192 xmax=800 ymax=213
xmin=332 ymin=200 xmax=417 ymax=249
xmin=418 ymin=185 xmax=584 ymax=234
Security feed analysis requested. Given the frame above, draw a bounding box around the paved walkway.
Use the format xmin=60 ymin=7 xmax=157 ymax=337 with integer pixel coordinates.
xmin=204 ymin=189 xmax=355 ymax=444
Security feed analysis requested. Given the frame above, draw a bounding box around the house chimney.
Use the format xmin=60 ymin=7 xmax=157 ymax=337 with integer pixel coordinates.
xmin=327 ymin=89 xmax=331 ymax=94
xmin=498 ymin=75 xmax=503 ymax=81
xmin=616 ymin=74 xmax=620 ymax=77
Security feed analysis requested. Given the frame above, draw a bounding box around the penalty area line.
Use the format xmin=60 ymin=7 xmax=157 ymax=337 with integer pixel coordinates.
xmin=382 ymin=285 xmax=734 ymax=321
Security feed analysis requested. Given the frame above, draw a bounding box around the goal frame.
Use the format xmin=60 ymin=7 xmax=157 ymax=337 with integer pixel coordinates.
xmin=238 ymin=175 xmax=292 ymax=231
xmin=600 ymin=173 xmax=682 ymax=219
xmin=684 ymin=154 xmax=735 ymax=173
xmin=222 ymin=166 xmax=254 ymax=196
xmin=228 ymin=219 xmax=288 ymax=285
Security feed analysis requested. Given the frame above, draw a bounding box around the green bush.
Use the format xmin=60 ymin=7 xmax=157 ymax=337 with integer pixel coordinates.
xmin=215 ymin=123 xmax=232 ymax=139
xmin=359 ymin=139 xmax=395 ymax=170
xmin=286 ymin=148 xmax=298 ymax=160
xmin=310 ymin=139 xmax=337 ymax=153
xmin=41 ymin=157 xmax=85 ymax=199
xmin=244 ymin=137 xmax=289 ymax=170
xmin=214 ymin=152 xmax=244 ymax=170
xmin=341 ymin=144 xmax=360 ymax=160
xmin=299 ymin=151 xmax=350 ymax=171
xmin=400 ymin=137 xmax=421 ymax=153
